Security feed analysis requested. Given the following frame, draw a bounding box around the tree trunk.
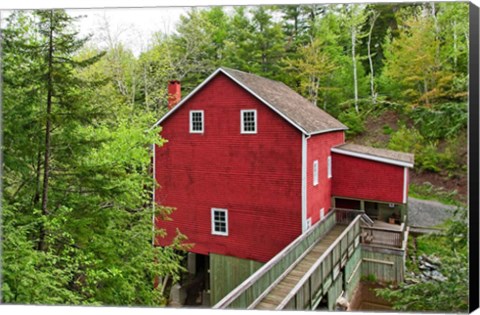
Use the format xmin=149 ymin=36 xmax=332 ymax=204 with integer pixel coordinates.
xmin=33 ymin=147 xmax=43 ymax=207
xmin=38 ymin=10 xmax=54 ymax=251
xmin=367 ymin=11 xmax=379 ymax=105
xmin=423 ymin=78 xmax=430 ymax=107
xmin=144 ymin=64 xmax=149 ymax=111
xmin=351 ymin=25 xmax=359 ymax=113
xmin=453 ymin=20 xmax=457 ymax=71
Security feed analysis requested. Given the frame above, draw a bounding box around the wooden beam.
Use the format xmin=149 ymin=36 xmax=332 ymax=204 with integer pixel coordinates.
xmin=362 ymin=258 xmax=394 ymax=266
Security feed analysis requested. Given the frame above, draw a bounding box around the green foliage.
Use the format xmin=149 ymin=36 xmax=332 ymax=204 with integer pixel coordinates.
xmin=388 ymin=125 xmax=423 ymax=153
xmin=409 ymin=183 xmax=461 ymax=207
xmin=2 ymin=10 xmax=186 ymax=306
xmin=376 ymin=208 xmax=468 ymax=312
xmin=409 ymin=102 xmax=467 ymax=140
xmin=388 ymin=125 xmax=462 ymax=174
xmin=361 ymin=274 xmax=378 ymax=282
xmin=382 ymin=124 xmax=394 ymax=135
xmin=338 ymin=109 xmax=365 ymax=137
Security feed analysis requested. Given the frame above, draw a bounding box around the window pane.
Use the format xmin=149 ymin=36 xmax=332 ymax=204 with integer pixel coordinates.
xmin=213 ymin=210 xmax=228 ymax=234
xmin=243 ymin=111 xmax=256 ymax=132
xmin=191 ymin=112 xmax=203 ymax=131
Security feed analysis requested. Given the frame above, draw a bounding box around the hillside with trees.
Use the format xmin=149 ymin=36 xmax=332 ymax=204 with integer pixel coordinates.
xmin=2 ymin=2 xmax=468 ymax=306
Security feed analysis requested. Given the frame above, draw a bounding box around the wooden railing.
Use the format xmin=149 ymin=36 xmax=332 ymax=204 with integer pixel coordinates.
xmin=334 ymin=207 xmax=364 ymax=225
xmin=361 ymin=215 xmax=407 ymax=249
xmin=213 ymin=209 xmax=337 ymax=309
xmin=276 ymin=215 xmax=362 ymax=310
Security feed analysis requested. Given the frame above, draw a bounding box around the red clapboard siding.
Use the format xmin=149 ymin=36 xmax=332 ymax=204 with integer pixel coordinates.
xmin=331 ymin=153 xmax=405 ymax=204
xmin=306 ymin=131 xmax=344 ymax=225
xmin=155 ymin=73 xmax=302 ymax=263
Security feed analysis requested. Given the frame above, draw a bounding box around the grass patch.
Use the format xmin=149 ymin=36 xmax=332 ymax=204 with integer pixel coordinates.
xmin=406 ymin=233 xmax=453 ymax=273
xmin=415 ymin=234 xmax=451 ymax=257
xmin=409 ymin=183 xmax=463 ymax=206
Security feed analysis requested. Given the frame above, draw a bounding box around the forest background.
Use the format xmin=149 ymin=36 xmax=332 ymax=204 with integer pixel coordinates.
xmin=1 ymin=2 xmax=469 ymax=310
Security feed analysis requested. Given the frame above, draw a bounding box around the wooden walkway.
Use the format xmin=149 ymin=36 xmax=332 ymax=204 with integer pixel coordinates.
xmin=255 ymin=225 xmax=346 ymax=310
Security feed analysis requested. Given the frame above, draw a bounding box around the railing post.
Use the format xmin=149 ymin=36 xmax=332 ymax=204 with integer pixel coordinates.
xmin=331 ymin=248 xmax=334 ymax=283
xmin=309 ymin=277 xmax=312 ymax=310
xmin=339 ymin=238 xmax=342 ymax=266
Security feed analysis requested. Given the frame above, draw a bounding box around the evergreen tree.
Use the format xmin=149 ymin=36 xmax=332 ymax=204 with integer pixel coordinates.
xmin=2 ymin=10 xmax=186 ymax=305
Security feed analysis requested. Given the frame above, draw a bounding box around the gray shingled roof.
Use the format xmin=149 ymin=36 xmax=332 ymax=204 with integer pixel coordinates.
xmin=333 ymin=143 xmax=415 ymax=165
xmin=221 ymin=67 xmax=347 ymax=135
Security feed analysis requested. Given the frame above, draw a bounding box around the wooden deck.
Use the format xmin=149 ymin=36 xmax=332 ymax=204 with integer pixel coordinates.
xmin=255 ymin=225 xmax=346 ymax=310
xmin=361 ymin=220 xmax=406 ymax=248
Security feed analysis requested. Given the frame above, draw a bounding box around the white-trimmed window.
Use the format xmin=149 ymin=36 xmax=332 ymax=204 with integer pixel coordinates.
xmin=327 ymin=156 xmax=332 ymax=178
xmin=211 ymin=208 xmax=228 ymax=236
xmin=190 ymin=110 xmax=204 ymax=133
xmin=241 ymin=110 xmax=257 ymax=134
xmin=313 ymin=160 xmax=319 ymax=186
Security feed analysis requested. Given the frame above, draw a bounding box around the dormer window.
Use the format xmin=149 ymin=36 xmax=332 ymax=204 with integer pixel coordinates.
xmin=190 ymin=110 xmax=204 ymax=133
xmin=241 ymin=110 xmax=257 ymax=134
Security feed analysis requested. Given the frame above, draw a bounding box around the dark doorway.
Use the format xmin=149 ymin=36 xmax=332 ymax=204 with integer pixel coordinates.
xmin=336 ymin=198 xmax=361 ymax=210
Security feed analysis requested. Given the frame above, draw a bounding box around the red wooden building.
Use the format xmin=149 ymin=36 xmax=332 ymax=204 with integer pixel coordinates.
xmin=152 ymin=68 xmax=414 ymax=305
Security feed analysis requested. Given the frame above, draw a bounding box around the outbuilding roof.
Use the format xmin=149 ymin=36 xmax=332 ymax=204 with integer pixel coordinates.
xmin=153 ymin=67 xmax=347 ymax=135
xmin=331 ymin=143 xmax=415 ymax=168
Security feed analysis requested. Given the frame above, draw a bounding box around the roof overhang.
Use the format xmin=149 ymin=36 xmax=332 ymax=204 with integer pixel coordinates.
xmin=151 ymin=68 xmax=346 ymax=136
xmin=331 ymin=147 xmax=414 ymax=168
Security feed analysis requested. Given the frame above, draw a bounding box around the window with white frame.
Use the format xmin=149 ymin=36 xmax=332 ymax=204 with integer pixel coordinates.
xmin=211 ymin=208 xmax=228 ymax=236
xmin=241 ymin=110 xmax=257 ymax=134
xmin=190 ymin=110 xmax=204 ymax=133
xmin=313 ymin=160 xmax=319 ymax=186
xmin=327 ymin=156 xmax=332 ymax=178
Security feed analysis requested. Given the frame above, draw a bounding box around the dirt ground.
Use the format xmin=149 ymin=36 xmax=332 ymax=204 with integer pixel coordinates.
xmin=410 ymin=171 xmax=467 ymax=202
xmin=348 ymin=281 xmax=392 ymax=311
xmin=352 ymin=110 xmax=401 ymax=148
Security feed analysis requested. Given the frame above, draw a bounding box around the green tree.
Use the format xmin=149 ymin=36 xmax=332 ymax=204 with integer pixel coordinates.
xmin=2 ymin=10 xmax=187 ymax=305
xmin=285 ymin=36 xmax=338 ymax=108
xmin=379 ymin=9 xmax=455 ymax=107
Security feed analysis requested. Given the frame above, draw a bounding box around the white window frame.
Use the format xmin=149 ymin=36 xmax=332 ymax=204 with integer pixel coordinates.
xmin=327 ymin=156 xmax=332 ymax=179
xmin=241 ymin=109 xmax=257 ymax=134
xmin=190 ymin=110 xmax=204 ymax=133
xmin=313 ymin=160 xmax=319 ymax=186
xmin=211 ymin=208 xmax=228 ymax=236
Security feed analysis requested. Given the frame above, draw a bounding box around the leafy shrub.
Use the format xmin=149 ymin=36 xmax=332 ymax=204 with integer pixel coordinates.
xmin=409 ymin=102 xmax=467 ymax=140
xmin=387 ymin=125 xmax=423 ymax=153
xmin=388 ymin=127 xmax=462 ymax=174
xmin=361 ymin=274 xmax=377 ymax=282
xmin=338 ymin=109 xmax=365 ymax=137
xmin=415 ymin=142 xmax=442 ymax=172
xmin=382 ymin=124 xmax=394 ymax=135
